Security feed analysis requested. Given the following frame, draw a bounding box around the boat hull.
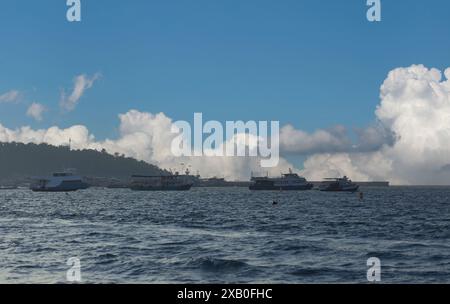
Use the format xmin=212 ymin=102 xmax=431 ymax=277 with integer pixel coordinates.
xmin=130 ymin=184 xmax=193 ymax=191
xmin=319 ymin=185 xmax=360 ymax=192
xmin=249 ymin=184 xmax=314 ymax=191
xmin=31 ymin=182 xmax=90 ymax=192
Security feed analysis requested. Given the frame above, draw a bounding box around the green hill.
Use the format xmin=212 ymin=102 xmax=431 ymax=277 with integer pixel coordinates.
xmin=0 ymin=142 xmax=166 ymax=181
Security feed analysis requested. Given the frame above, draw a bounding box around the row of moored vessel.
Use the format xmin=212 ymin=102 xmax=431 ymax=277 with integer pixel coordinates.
xmin=249 ymin=169 xmax=359 ymax=192
xmin=28 ymin=169 xmax=359 ymax=193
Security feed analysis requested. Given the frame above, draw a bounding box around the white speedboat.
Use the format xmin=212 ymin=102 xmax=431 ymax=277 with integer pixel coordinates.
xmin=30 ymin=171 xmax=89 ymax=192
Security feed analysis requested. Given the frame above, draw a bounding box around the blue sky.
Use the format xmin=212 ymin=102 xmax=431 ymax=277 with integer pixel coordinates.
xmin=1 ymin=0 xmax=450 ymax=140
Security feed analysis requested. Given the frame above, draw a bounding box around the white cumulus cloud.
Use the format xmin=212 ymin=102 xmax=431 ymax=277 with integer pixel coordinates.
xmin=301 ymin=64 xmax=450 ymax=185
xmin=0 ymin=110 xmax=293 ymax=180
xmin=2 ymin=64 xmax=450 ymax=184
xmin=0 ymin=124 xmax=94 ymax=146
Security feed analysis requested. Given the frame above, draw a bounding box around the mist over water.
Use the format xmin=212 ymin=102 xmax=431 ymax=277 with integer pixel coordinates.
xmin=1 ymin=187 xmax=449 ymax=283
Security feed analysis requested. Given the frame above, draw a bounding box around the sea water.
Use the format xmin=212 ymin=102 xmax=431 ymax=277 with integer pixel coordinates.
xmin=0 ymin=187 xmax=449 ymax=283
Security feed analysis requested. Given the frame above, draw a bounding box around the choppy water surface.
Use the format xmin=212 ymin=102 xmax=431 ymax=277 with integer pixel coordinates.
xmin=0 ymin=187 xmax=449 ymax=283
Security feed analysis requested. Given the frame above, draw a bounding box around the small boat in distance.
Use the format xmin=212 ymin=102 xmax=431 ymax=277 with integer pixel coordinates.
xmin=319 ymin=176 xmax=359 ymax=192
xmin=30 ymin=170 xmax=90 ymax=192
xmin=249 ymin=169 xmax=314 ymax=191
xmin=130 ymin=172 xmax=193 ymax=191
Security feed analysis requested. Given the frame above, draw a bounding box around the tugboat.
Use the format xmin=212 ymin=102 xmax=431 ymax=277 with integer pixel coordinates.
xmin=30 ymin=170 xmax=90 ymax=192
xmin=319 ymin=176 xmax=359 ymax=192
xmin=249 ymin=169 xmax=314 ymax=191
xmin=130 ymin=171 xmax=194 ymax=191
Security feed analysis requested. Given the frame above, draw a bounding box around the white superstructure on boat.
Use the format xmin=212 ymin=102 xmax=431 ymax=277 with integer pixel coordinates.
xmin=250 ymin=169 xmax=314 ymax=191
xmin=30 ymin=170 xmax=89 ymax=192
xmin=319 ymin=176 xmax=359 ymax=192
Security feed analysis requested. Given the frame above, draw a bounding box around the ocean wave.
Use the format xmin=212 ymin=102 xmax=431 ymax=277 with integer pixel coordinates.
xmin=2 ymin=187 xmax=450 ymax=283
